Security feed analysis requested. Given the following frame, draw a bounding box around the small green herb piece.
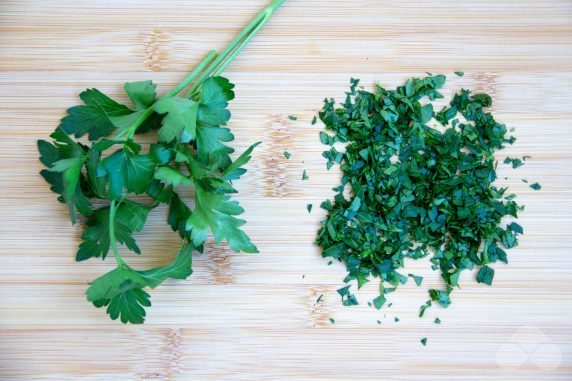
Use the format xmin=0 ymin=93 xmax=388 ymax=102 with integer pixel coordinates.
xmin=522 ymin=179 xmax=528 ymax=183
xmin=394 ymin=317 xmax=400 ymax=322
xmin=37 ymin=0 xmax=287 ymax=324
xmin=288 ymin=115 xmax=298 ymax=121
xmin=408 ymin=274 xmax=423 ymax=286
xmin=530 ymin=182 xmax=542 ymax=190
xmin=455 ymin=71 xmax=464 ymax=77
xmin=284 ymin=151 xmax=291 ymax=160
xmin=312 ymin=116 xmax=318 ymax=125
xmin=372 ymin=294 xmax=387 ymax=310
xmin=329 ymin=317 xmax=336 ymax=324
xmin=419 ymin=300 xmax=432 ymax=317
xmin=434 ymin=317 xmax=441 ymax=324
xmin=504 ymin=157 xmax=524 ymax=169
xmin=307 ymin=204 xmax=313 ymax=213
xmin=302 ymin=169 xmax=309 ymax=180
xmin=337 ymin=285 xmax=359 ymax=306
xmin=421 ymin=338 xmax=427 ymax=346
xmin=316 ymin=294 xmax=323 ymax=303
xmin=377 ymin=320 xmax=382 ymax=325
xmin=476 ymin=266 xmax=495 ymax=285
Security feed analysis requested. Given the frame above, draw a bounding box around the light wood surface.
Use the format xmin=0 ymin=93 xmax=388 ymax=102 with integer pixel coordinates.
xmin=1 ymin=1 xmax=571 ymax=380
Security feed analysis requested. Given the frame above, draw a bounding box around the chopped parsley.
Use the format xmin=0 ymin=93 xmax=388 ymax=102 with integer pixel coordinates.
xmin=504 ymin=157 xmax=524 ymax=168
xmin=316 ymin=75 xmax=525 ymax=317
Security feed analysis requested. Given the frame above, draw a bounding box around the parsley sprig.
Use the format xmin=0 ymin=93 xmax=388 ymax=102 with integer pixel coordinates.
xmin=317 ymin=75 xmax=524 ymax=313
xmin=37 ymin=0 xmax=286 ymax=324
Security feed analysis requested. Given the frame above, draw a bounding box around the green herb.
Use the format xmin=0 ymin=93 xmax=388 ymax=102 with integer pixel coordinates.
xmin=394 ymin=317 xmax=400 ymax=322
xmin=455 ymin=71 xmax=464 ymax=77
xmin=408 ymin=274 xmax=423 ymax=286
xmin=329 ymin=317 xmax=336 ymax=324
xmin=419 ymin=300 xmax=432 ymax=317
xmin=530 ymin=182 xmax=542 ymax=190
xmin=377 ymin=320 xmax=382 ymax=325
xmin=373 ymin=294 xmax=386 ymax=310
xmin=288 ymin=115 xmax=298 ymax=121
xmin=328 ymin=261 xmax=333 ymax=265
xmin=312 ymin=116 xmax=318 ymax=125
xmin=316 ymin=75 xmax=524 ymax=316
xmin=337 ymin=285 xmax=359 ymax=306
xmin=504 ymin=157 xmax=524 ymax=168
xmin=522 ymin=179 xmax=528 ymax=183
xmin=37 ymin=0 xmax=287 ymax=324
xmin=316 ymin=294 xmax=323 ymax=303
xmin=421 ymin=338 xmax=428 ymax=346
xmin=284 ymin=151 xmax=291 ymax=160
xmin=434 ymin=317 xmax=441 ymax=324
xmin=307 ymin=204 xmax=313 ymax=213
xmin=476 ymin=266 xmax=495 ymax=285
xmin=302 ymin=169 xmax=309 ymax=180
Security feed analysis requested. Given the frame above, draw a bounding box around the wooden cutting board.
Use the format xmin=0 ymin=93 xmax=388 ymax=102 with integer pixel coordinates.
xmin=1 ymin=1 xmax=571 ymax=379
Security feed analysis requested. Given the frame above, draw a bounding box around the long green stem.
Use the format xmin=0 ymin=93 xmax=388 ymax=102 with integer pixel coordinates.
xmin=188 ymin=0 xmax=286 ymax=95
xmin=109 ymin=200 xmax=126 ymax=266
xmin=167 ymin=50 xmax=218 ymax=97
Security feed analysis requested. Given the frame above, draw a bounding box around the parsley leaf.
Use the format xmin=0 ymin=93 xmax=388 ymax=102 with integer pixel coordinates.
xmin=60 ymin=89 xmax=133 ymax=140
xmin=187 ymin=183 xmax=258 ymax=254
xmin=153 ymin=97 xmax=199 ymax=143
xmin=76 ymin=200 xmax=153 ymax=261
xmin=87 ymin=243 xmax=192 ymax=323
xmin=39 ymin=128 xmax=91 ymax=223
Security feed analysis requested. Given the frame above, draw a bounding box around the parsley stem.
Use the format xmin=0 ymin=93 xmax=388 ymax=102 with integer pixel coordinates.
xmin=187 ymin=0 xmax=286 ymax=95
xmin=109 ymin=200 xmax=126 ymax=267
xmin=168 ymin=50 xmax=218 ymax=97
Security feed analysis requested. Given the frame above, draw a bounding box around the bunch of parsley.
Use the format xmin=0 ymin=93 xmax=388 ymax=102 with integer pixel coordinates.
xmin=317 ymin=75 xmax=524 ymax=312
xmin=37 ymin=0 xmax=286 ymax=324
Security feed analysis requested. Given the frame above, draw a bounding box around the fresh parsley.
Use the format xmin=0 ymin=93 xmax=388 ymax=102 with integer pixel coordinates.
xmin=37 ymin=0 xmax=286 ymax=324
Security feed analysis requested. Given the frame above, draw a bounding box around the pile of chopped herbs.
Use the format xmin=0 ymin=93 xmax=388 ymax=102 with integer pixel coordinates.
xmin=316 ymin=74 xmax=526 ymax=312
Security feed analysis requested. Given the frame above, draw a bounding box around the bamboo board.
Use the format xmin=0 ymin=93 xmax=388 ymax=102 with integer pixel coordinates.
xmin=1 ymin=0 xmax=571 ymax=380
